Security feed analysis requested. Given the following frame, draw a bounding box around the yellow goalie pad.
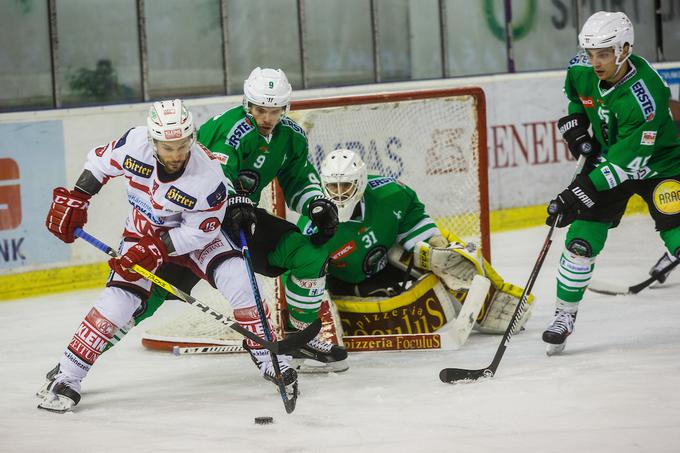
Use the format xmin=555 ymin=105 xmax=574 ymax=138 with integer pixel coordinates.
xmin=412 ymin=229 xmax=535 ymax=334
xmin=333 ymin=274 xmax=457 ymax=336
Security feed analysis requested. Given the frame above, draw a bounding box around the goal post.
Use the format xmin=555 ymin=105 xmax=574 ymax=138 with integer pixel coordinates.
xmin=141 ymin=87 xmax=489 ymax=352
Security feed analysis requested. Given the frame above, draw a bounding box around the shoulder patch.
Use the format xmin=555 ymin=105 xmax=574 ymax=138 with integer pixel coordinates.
xmin=280 ymin=117 xmax=307 ymax=138
xmin=207 ymin=182 xmax=227 ymax=207
xmin=165 ymin=186 xmax=197 ymax=209
xmin=367 ymin=177 xmax=395 ymax=190
xmin=226 ymin=118 xmax=255 ymax=149
xmin=113 ymin=128 xmax=133 ymax=149
xmin=122 ymin=155 xmax=153 ymax=178
xmin=630 ymin=80 xmax=656 ymax=121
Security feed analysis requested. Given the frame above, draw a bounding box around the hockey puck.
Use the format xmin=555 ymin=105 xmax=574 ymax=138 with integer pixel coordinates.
xmin=254 ymin=416 xmax=274 ymax=425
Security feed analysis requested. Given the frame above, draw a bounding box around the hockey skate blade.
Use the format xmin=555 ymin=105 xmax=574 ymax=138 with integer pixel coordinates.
xmin=35 ymin=380 xmax=53 ymax=399
xmin=290 ymin=358 xmax=349 ymax=374
xmin=37 ymin=394 xmax=76 ymax=414
xmin=546 ymin=343 xmax=566 ymax=356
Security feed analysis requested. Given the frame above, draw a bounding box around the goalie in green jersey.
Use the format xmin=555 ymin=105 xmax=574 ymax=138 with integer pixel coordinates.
xmin=283 ymin=149 xmax=534 ymax=366
xmin=542 ymin=11 xmax=680 ymax=355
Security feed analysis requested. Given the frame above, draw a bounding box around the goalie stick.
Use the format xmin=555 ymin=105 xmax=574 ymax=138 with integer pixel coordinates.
xmin=587 ymin=258 xmax=680 ymax=296
xmin=239 ymin=230 xmax=298 ymax=414
xmin=439 ymin=155 xmax=586 ymax=384
xmin=74 ymin=228 xmax=320 ymax=355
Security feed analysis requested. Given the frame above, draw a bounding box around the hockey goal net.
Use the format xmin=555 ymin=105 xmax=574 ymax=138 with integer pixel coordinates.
xmin=141 ymin=87 xmax=489 ymax=353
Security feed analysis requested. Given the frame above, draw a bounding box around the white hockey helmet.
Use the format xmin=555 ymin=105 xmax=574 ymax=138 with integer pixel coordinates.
xmin=320 ymin=149 xmax=368 ymax=223
xmin=147 ymin=99 xmax=196 ymax=145
xmin=242 ymin=67 xmax=292 ymax=114
xmin=578 ymin=11 xmax=634 ymax=70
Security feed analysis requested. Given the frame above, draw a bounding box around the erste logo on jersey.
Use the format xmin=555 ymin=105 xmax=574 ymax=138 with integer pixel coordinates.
xmin=123 ymin=155 xmax=153 ymax=178
xmin=368 ymin=177 xmax=394 ymax=189
xmin=226 ymin=118 xmax=254 ymax=149
xmin=165 ymin=186 xmax=197 ymax=209
xmin=631 ymin=80 xmax=656 ymax=121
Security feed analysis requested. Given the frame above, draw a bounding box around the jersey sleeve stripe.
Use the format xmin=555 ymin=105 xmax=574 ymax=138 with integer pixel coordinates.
xmin=401 ymin=226 xmax=440 ymax=251
xmin=397 ymin=218 xmax=437 ymax=242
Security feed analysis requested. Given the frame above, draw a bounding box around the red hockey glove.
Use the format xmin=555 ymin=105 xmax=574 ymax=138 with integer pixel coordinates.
xmin=45 ymin=187 xmax=91 ymax=243
xmin=109 ymin=235 xmax=168 ymax=282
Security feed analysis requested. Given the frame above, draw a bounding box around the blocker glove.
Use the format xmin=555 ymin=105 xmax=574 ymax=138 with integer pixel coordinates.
xmin=45 ymin=187 xmax=91 ymax=243
xmin=557 ymin=113 xmax=600 ymax=159
xmin=223 ymin=195 xmax=257 ymax=245
xmin=546 ymin=174 xmax=598 ymax=228
xmin=308 ymin=197 xmax=339 ymax=245
xmin=109 ymin=235 xmax=168 ymax=282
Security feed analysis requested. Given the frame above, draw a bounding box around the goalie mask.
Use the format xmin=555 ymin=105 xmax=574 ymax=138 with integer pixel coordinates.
xmin=243 ymin=67 xmax=292 ymax=116
xmin=578 ymin=11 xmax=634 ymax=74
xmin=320 ymin=149 xmax=368 ymax=223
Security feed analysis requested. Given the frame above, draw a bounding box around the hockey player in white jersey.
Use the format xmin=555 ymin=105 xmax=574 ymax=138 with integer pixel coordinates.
xmin=39 ymin=99 xmax=295 ymax=413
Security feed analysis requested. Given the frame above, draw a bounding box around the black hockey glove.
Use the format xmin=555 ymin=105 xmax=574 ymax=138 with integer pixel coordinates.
xmin=546 ymin=174 xmax=598 ymax=228
xmin=223 ymin=195 xmax=257 ymax=245
xmin=308 ymin=197 xmax=339 ymax=245
xmin=557 ymin=113 xmax=600 ymax=159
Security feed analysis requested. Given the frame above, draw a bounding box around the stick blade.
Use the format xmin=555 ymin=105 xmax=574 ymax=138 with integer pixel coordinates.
xmin=276 ymin=318 xmax=322 ymax=354
xmin=439 ymin=367 xmax=494 ymax=383
xmin=587 ymin=280 xmax=631 ymax=296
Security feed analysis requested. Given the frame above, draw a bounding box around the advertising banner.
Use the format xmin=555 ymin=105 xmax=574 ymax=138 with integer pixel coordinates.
xmin=0 ymin=121 xmax=68 ymax=270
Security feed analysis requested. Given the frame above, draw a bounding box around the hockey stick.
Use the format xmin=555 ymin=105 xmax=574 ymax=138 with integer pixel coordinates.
xmin=239 ymin=230 xmax=299 ymax=414
xmin=74 ymin=228 xmax=320 ymax=355
xmin=439 ymin=217 xmax=558 ymax=383
xmin=587 ymin=258 xmax=680 ymax=296
xmin=439 ymin=156 xmax=586 ymax=383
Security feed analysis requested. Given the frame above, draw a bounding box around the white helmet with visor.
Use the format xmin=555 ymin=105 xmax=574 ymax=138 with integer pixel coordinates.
xmin=320 ymin=149 xmax=368 ymax=223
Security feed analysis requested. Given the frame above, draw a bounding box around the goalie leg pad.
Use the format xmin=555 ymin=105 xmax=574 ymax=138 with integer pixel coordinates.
xmin=475 ymin=283 xmax=534 ymax=334
xmin=413 ymin=241 xmax=483 ymax=291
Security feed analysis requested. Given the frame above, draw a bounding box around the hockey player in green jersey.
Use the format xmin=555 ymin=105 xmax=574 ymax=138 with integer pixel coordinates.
xmin=543 ymin=11 xmax=680 ymax=355
xmin=286 ymin=149 xmax=534 ymax=358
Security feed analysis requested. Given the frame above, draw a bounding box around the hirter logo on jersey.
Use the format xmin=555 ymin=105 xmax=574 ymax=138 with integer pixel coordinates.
xmin=579 ymin=96 xmax=595 ymax=108
xmin=631 ymin=80 xmax=656 ymax=121
xmin=123 ymin=155 xmax=153 ymax=178
xmin=165 ymin=186 xmax=197 ymax=209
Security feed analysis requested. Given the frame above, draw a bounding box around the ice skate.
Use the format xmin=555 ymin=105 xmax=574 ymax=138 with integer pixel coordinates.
xmin=35 ymin=363 xmax=60 ymax=399
xmin=244 ymin=341 xmax=298 ymax=388
xmin=650 ymin=252 xmax=677 ymax=284
xmin=542 ymin=309 xmax=576 ymax=356
xmin=37 ymin=375 xmax=81 ymax=413
xmin=288 ymin=332 xmax=349 ymax=373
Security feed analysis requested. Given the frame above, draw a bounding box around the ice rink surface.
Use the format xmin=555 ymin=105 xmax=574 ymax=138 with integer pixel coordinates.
xmin=1 ymin=215 xmax=679 ymax=453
